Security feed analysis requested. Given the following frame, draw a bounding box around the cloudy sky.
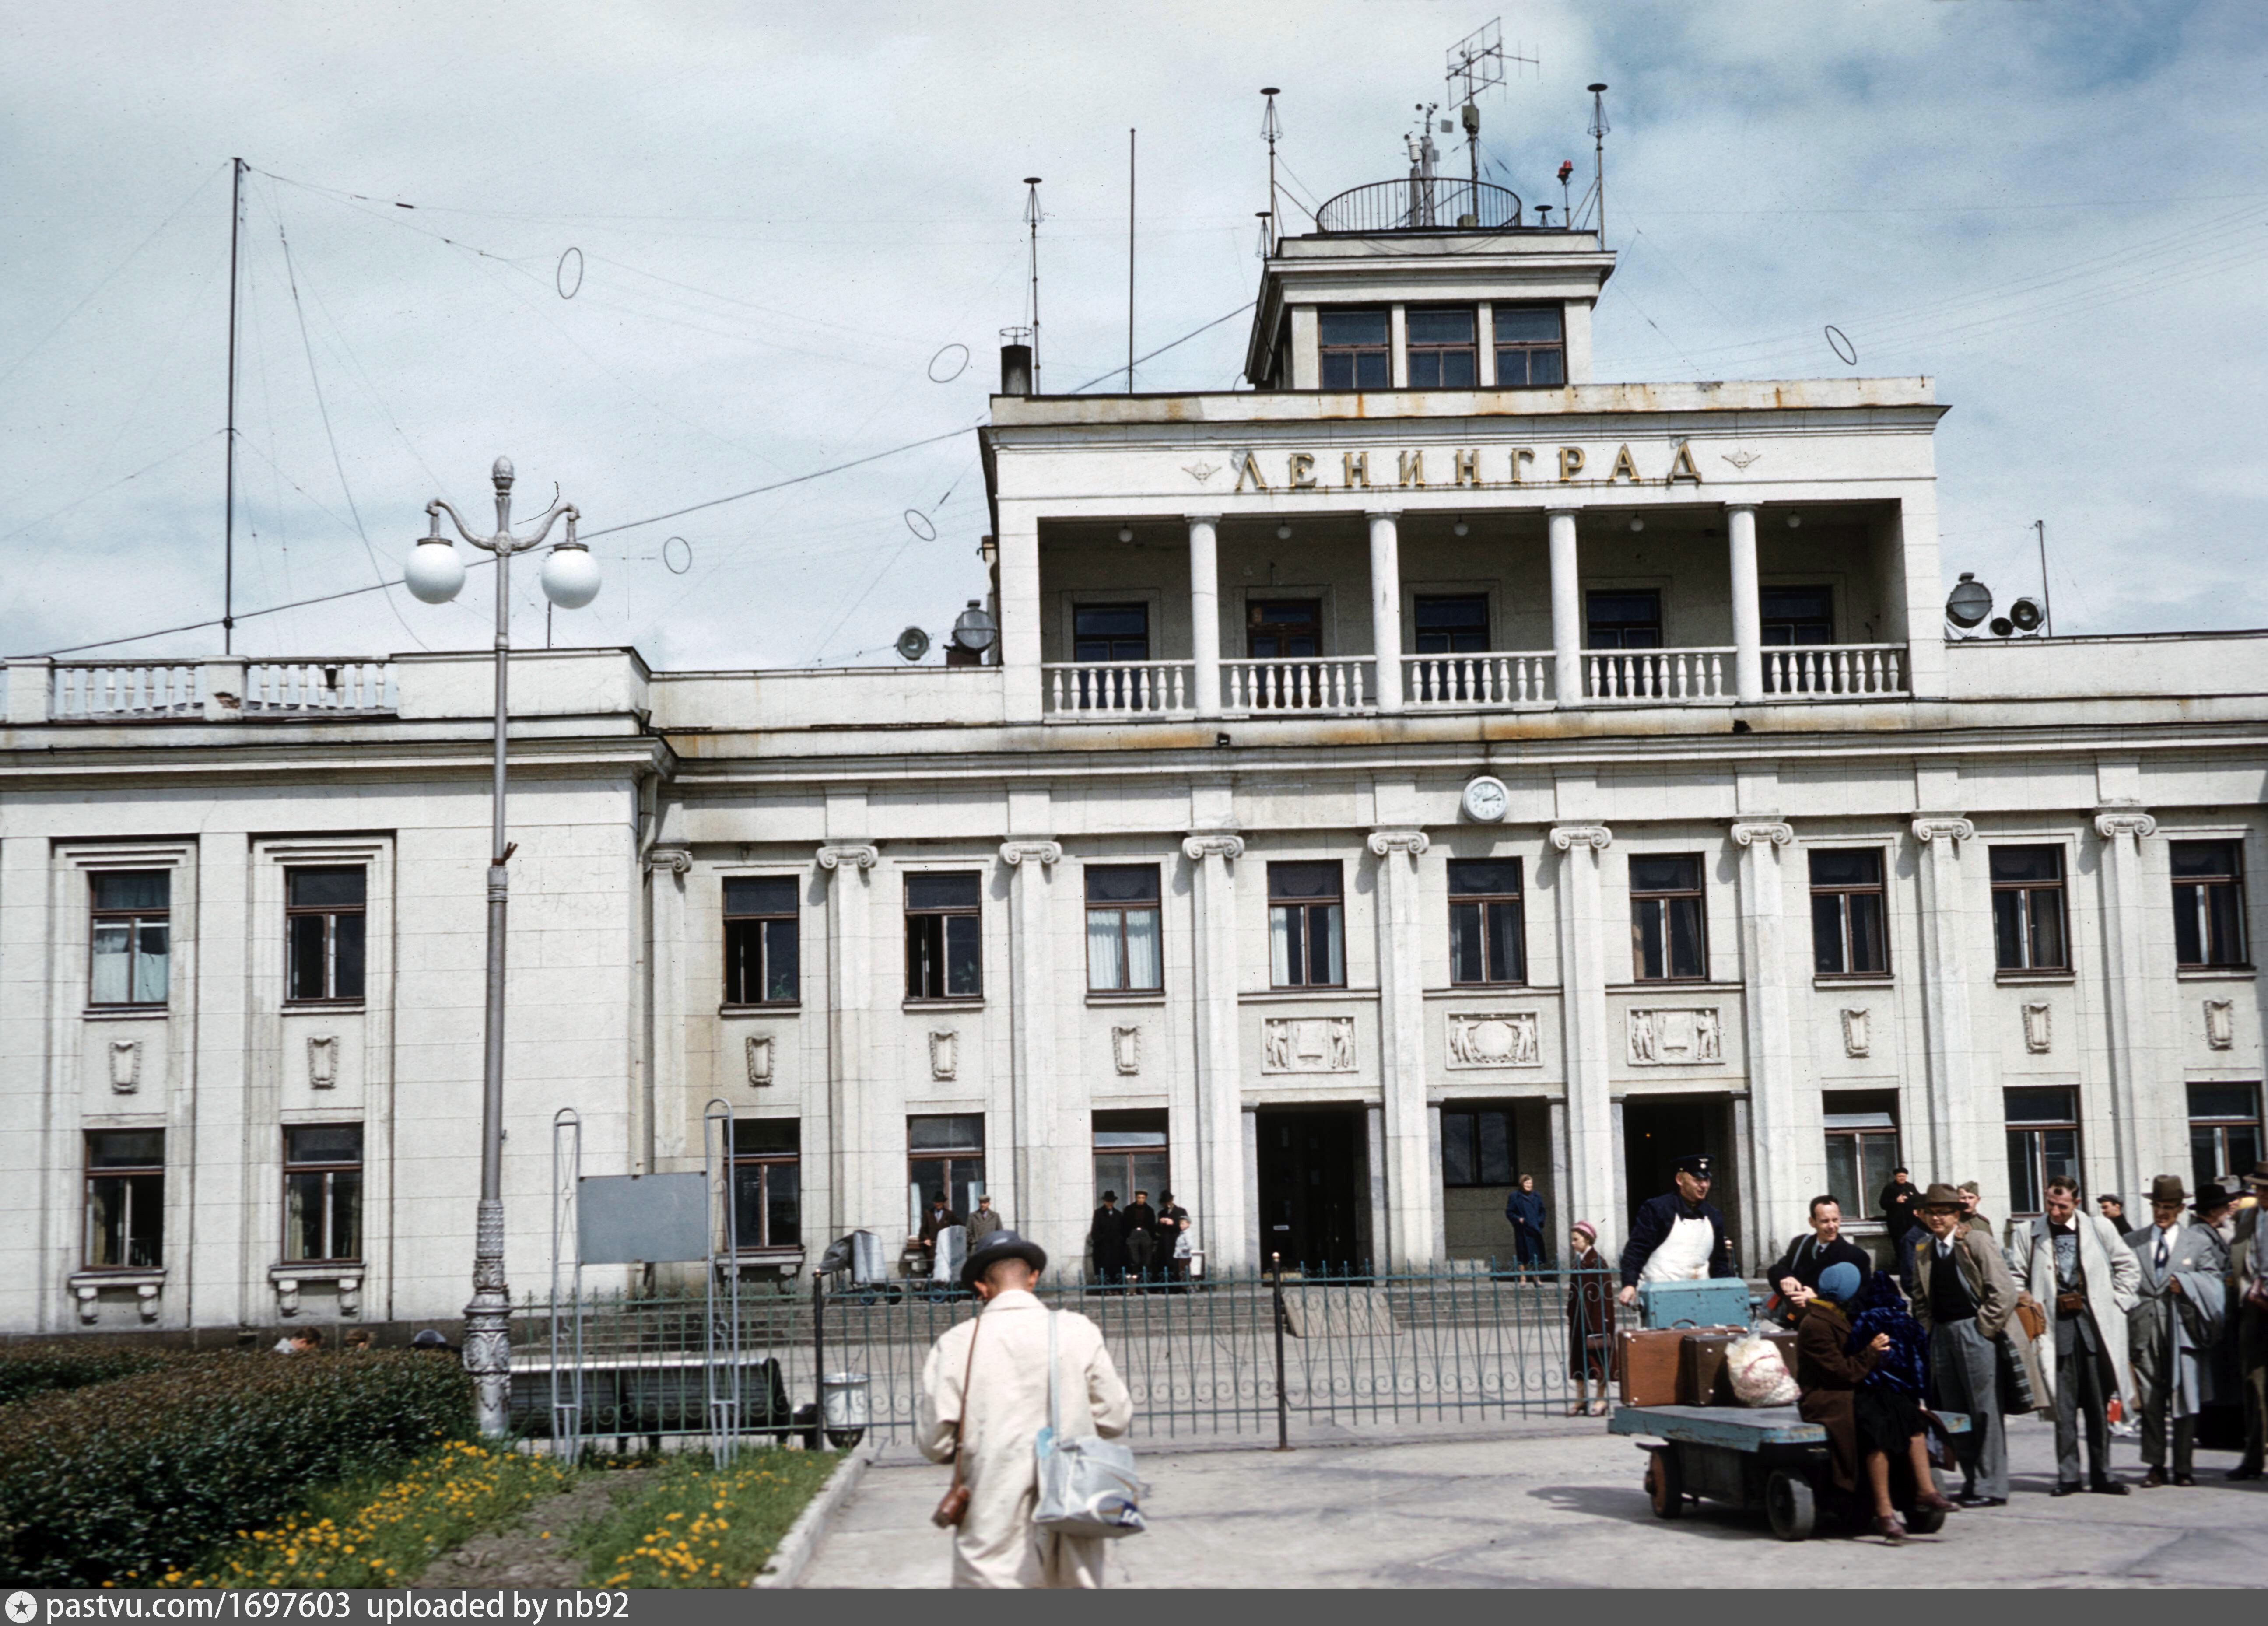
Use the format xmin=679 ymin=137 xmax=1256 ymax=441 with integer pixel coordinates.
xmin=3 ymin=1 xmax=2263 ymax=669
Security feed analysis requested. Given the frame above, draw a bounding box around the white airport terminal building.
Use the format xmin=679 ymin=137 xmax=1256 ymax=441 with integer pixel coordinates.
xmin=4 ymin=168 xmax=2262 ymax=1337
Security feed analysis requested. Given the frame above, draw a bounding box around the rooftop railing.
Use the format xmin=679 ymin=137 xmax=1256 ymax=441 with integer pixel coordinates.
xmin=1315 ymin=177 xmax=1524 ymax=234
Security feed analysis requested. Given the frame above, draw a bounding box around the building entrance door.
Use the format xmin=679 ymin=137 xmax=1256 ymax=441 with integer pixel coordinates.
xmin=1257 ymin=1107 xmax=1365 ymax=1271
xmin=1621 ymin=1093 xmax=1739 ymax=1260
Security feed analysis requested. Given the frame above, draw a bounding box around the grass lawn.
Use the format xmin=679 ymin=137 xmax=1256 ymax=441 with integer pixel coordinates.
xmin=574 ymin=1447 xmax=844 ymax=1588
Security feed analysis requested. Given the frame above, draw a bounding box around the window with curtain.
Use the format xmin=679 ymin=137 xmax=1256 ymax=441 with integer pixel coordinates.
xmin=85 ymin=1130 xmax=164 ymax=1269
xmin=1630 ymin=855 xmax=1706 ymax=981
xmin=90 ymin=870 xmax=169 ymax=1007
xmin=1822 ymin=1096 xmax=1900 ymax=1220
xmin=2171 ymin=840 xmax=2247 ymax=968
xmin=282 ymin=1125 xmax=362 ymax=1262
xmin=729 ymin=1119 xmax=801 ymax=1251
xmin=1269 ymin=861 xmax=1344 ymax=988
xmin=1991 ymin=846 xmax=2068 ymax=971
xmin=2005 ymin=1087 xmax=2080 ymax=1217
xmin=1085 ymin=865 xmax=1162 ymax=992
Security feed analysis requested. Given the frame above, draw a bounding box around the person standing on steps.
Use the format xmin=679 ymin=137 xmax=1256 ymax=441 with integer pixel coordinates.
xmin=1504 ymin=1174 xmax=1548 ymax=1274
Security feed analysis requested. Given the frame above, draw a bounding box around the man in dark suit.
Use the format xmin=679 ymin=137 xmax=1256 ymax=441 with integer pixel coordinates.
xmin=1878 ymin=1167 xmax=1921 ymax=1251
xmin=2126 ymin=1174 xmax=2229 ymax=1487
xmin=1768 ymin=1194 xmax=1873 ymax=1319
xmin=1088 ymin=1191 xmax=1129 ymax=1286
xmin=1121 ymin=1190 xmax=1160 ymax=1284
xmin=2097 ymin=1194 xmax=2136 ymax=1237
xmin=1616 ymin=1153 xmax=1735 ymax=1307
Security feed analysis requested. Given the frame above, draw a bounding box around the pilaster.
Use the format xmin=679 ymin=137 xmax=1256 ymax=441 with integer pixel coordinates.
xmin=642 ymin=848 xmax=692 ymax=1178
xmin=815 ymin=844 xmax=877 ymax=1241
xmin=1911 ymin=817 xmax=1978 ymax=1185
xmin=1551 ymin=823 xmax=1615 ymax=1233
xmin=1730 ymin=819 xmax=1798 ymax=1246
xmin=1000 ymin=838 xmax=1067 ymax=1265
xmin=1368 ymin=827 xmax=1434 ymax=1265
xmin=2093 ymin=808 xmax=2159 ymax=1202
xmin=1183 ymin=832 xmax=1248 ymax=1270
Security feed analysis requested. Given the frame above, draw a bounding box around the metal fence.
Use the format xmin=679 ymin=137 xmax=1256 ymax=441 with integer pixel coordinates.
xmin=508 ymin=1262 xmax=1611 ymax=1452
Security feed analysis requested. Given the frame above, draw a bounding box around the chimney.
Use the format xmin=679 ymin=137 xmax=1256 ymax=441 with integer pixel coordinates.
xmin=999 ymin=343 xmax=1034 ymax=396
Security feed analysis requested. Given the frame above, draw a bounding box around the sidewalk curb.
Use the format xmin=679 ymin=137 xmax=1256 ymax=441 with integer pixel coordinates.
xmin=751 ymin=1438 xmax=878 ymax=1590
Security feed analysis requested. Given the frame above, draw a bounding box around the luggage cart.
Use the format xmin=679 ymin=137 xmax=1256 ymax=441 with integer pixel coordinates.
xmin=1608 ymin=1403 xmax=1967 ymax=1541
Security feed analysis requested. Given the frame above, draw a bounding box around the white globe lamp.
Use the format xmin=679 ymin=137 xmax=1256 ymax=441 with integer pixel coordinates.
xmin=540 ymin=540 xmax=601 ymax=610
xmin=405 ymin=535 xmax=466 ymax=604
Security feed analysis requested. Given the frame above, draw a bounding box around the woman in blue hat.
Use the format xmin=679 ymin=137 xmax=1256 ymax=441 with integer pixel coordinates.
xmin=1796 ymin=1260 xmax=1955 ymax=1542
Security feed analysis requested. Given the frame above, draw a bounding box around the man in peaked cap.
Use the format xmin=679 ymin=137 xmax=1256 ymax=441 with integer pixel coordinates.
xmin=2125 ymin=1174 xmax=2229 ymax=1486
xmin=1617 ymin=1152 xmax=1736 ymax=1307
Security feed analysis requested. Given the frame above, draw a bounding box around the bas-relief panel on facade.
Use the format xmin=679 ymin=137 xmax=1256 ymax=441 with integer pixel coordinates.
xmin=929 ymin=1028 xmax=959 ymax=1082
xmin=108 ymin=1039 xmax=141 ymax=1093
xmin=745 ymin=1033 xmax=774 ymax=1086
xmin=2203 ymin=999 xmax=2235 ymax=1051
xmin=1627 ymin=1007 xmax=1723 ymax=1066
xmin=306 ymin=1034 xmax=339 ymax=1090
xmin=1111 ymin=1025 xmax=1141 ymax=1076
xmin=1839 ymin=1007 xmax=1871 ymax=1059
xmin=2022 ymin=1002 xmax=2052 ymax=1055
xmin=1445 ymin=1012 xmax=1540 ymax=1069
xmin=1261 ymin=1016 xmax=1356 ymax=1074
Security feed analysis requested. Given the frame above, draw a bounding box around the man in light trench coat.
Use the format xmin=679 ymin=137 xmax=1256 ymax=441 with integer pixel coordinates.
xmin=918 ymin=1229 xmax=1134 ymax=1588
xmin=2017 ymin=1174 xmax=2141 ymax=1493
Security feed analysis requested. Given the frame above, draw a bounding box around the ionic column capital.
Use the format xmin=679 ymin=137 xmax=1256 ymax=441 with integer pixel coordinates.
xmin=1185 ymin=512 xmax=1222 ymax=526
xmin=1367 ymin=828 xmax=1430 ymax=858
xmin=2093 ymin=809 xmax=2158 ymax=841
xmin=642 ymin=845 xmax=693 ymax=876
xmin=1729 ymin=820 xmax=1794 ymax=849
xmin=999 ymin=839 xmax=1062 ymax=868
xmin=1181 ymin=832 xmax=1246 ymax=862
xmin=1910 ymin=816 xmax=1974 ymax=846
xmin=816 ymin=843 xmax=880 ymax=872
xmin=1550 ymin=823 xmax=1614 ymax=852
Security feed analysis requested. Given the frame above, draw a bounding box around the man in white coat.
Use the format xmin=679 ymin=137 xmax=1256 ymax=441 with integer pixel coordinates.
xmin=918 ymin=1229 xmax=1134 ymax=1588
xmin=2018 ymin=1174 xmax=2140 ymax=1495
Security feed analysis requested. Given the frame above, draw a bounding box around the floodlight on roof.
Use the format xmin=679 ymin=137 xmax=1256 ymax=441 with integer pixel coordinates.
xmin=1946 ymin=573 xmax=1992 ymax=630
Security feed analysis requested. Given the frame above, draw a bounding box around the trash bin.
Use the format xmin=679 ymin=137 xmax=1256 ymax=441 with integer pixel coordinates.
xmin=820 ymin=1370 xmax=870 ymax=1448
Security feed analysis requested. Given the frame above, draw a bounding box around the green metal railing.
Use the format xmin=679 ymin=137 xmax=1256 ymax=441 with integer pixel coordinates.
xmin=510 ymin=1261 xmax=1612 ymax=1450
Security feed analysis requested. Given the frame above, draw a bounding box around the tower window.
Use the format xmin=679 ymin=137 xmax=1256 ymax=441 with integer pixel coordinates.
xmin=1319 ymin=308 xmax=1390 ymax=389
xmin=1493 ymin=305 xmax=1565 ymax=386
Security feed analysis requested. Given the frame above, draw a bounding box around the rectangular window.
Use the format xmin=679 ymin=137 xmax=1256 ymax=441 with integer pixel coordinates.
xmin=1268 ymin=861 xmax=1344 ymax=988
xmin=1405 ymin=306 xmax=1477 ymax=388
xmin=286 ymin=867 xmax=366 ymax=1002
xmin=1085 ymin=866 xmax=1162 ymax=992
xmin=908 ymin=1114 xmax=985 ymax=1216
xmin=1630 ymin=855 xmax=1706 ymax=981
xmin=1810 ymin=848 xmax=1888 ymax=977
xmin=1072 ymin=603 xmax=1150 ymax=663
xmin=1585 ymin=589 xmax=1662 ymax=650
xmin=282 ymin=1125 xmax=362 ymax=1263
xmin=1440 ymin=1106 xmax=1515 ymax=1187
xmin=1991 ymin=845 xmax=2068 ymax=972
xmin=90 ymin=870 xmax=170 ymax=1007
xmin=85 ymin=1129 xmax=164 ymax=1269
xmin=1092 ymin=1110 xmax=1169 ymax=1209
xmin=2005 ymin=1087 xmax=2080 ymax=1218
xmin=1413 ymin=595 xmax=1489 ymax=655
xmin=1448 ymin=859 xmax=1525 ymax=985
xmin=2172 ymin=839 xmax=2247 ymax=968
xmin=905 ymin=872 xmax=982 ymax=999
xmin=1318 ymin=307 xmax=1390 ymax=390
xmin=1246 ymin=599 xmax=1322 ymax=659
xmin=724 ymin=876 xmax=800 ymax=1005
xmin=729 ymin=1119 xmax=801 ymax=1251
xmin=1492 ymin=305 xmax=1566 ymax=386
xmin=1822 ymin=1095 xmax=1900 ymax=1220
xmin=2189 ymin=1083 xmax=2262 ymax=1195
xmin=1761 ymin=585 xmax=1835 ymax=646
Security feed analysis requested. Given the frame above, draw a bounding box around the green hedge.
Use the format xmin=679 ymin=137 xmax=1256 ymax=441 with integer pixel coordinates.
xmin=0 ymin=1341 xmax=196 ymax=1408
xmin=0 ymin=1350 xmax=474 ymax=1587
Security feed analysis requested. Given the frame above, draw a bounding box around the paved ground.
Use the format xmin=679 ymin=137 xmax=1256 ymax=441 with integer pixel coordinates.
xmin=800 ymin=1416 xmax=2266 ymax=1587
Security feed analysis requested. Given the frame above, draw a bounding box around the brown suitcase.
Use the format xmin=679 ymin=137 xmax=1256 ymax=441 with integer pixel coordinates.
xmin=1679 ymin=1332 xmax=1737 ymax=1405
xmin=1617 ymin=1328 xmax=1686 ymax=1407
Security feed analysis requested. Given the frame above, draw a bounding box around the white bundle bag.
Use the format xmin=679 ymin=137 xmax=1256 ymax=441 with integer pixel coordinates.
xmin=1726 ymin=1329 xmax=1799 ymax=1407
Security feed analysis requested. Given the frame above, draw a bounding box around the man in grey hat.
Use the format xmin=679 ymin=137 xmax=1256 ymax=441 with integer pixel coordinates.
xmin=1909 ymin=1181 xmax=2018 ymax=1505
xmin=2125 ymin=1174 xmax=2229 ymax=1487
xmin=917 ymin=1230 xmax=1132 ymax=1587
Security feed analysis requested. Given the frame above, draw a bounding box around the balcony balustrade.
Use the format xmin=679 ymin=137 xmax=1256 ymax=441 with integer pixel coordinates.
xmin=1043 ymin=660 xmax=1195 ymax=717
xmin=1222 ymin=655 xmax=1374 ymax=713
xmin=1403 ymin=652 xmax=1553 ymax=708
xmin=1584 ymin=648 xmax=1733 ymax=704
xmin=52 ymin=662 xmax=203 ymax=719
xmin=1762 ymin=643 xmax=1908 ymax=697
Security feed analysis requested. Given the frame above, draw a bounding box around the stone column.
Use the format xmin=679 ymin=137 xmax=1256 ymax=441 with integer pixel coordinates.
xmin=1369 ymin=827 xmax=1436 ymax=1266
xmin=816 ymin=844 xmax=878 ymax=1240
xmin=1188 ymin=515 xmax=1222 ymax=719
xmin=1183 ymin=833 xmax=1250 ymax=1270
xmin=643 ymin=848 xmax=694 ymax=1177
xmin=1911 ymin=818 xmax=1978 ymax=1185
xmin=1730 ymin=820 xmax=1798 ymax=1246
xmin=997 ymin=507 xmax=1043 ymax=723
xmin=1551 ymin=824 xmax=1616 ymax=1236
xmin=1000 ymin=839 xmax=1066 ymax=1262
xmin=2094 ymin=809 xmax=2159 ymax=1203
xmin=1367 ymin=511 xmax=1403 ymax=711
xmin=1727 ymin=504 xmax=1763 ymax=704
xmin=1548 ymin=510 xmax=1582 ymax=706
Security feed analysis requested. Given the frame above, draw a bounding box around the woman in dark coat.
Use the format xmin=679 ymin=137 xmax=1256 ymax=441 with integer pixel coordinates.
xmin=1565 ymin=1220 xmax=1616 ymax=1416
xmin=1795 ymin=1262 xmax=1953 ymax=1542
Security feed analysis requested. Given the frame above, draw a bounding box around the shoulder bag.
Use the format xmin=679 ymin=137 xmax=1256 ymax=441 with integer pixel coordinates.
xmin=1034 ymin=1310 xmax=1145 ymax=1538
xmin=930 ymin=1315 xmax=982 ymax=1529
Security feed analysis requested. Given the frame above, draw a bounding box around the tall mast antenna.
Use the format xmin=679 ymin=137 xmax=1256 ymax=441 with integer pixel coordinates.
xmin=1127 ymin=129 xmax=1136 ymax=394
xmin=1260 ymin=89 xmax=1282 ymax=255
xmin=224 ymin=155 xmax=243 ymax=653
xmin=2034 ymin=519 xmax=2055 ymax=637
xmin=1022 ymin=176 xmax=1044 ymax=392
xmin=1444 ymin=20 xmax=1532 ymax=202
xmin=1587 ymin=83 xmax=1610 ymax=244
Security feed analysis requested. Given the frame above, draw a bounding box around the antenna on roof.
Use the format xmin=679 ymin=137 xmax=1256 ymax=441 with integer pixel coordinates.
xmin=1260 ymin=89 xmax=1283 ymax=255
xmin=1444 ymin=19 xmax=1535 ymax=202
xmin=1587 ymin=83 xmax=1611 ymax=245
xmin=1022 ymin=177 xmax=1044 ymax=392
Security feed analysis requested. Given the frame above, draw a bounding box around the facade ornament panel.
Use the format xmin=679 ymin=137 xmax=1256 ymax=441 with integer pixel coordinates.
xmin=2022 ymin=1001 xmax=2053 ymax=1054
xmin=999 ymin=839 xmax=1063 ymax=867
xmin=744 ymin=1033 xmax=775 ymax=1086
xmin=1367 ymin=828 xmax=1430 ymax=857
xmin=2093 ymin=809 xmax=2159 ymax=841
xmin=307 ymin=1034 xmax=339 ymax=1090
xmin=1181 ymin=833 xmax=1246 ymax=862
xmin=643 ymin=846 xmax=693 ymax=876
xmin=1111 ymin=1025 xmax=1141 ymax=1076
xmin=1911 ymin=816 xmax=1975 ymax=845
xmin=929 ymin=1028 xmax=959 ymax=1081
xmin=1261 ymin=1015 xmax=1357 ymax=1074
xmin=108 ymin=1039 xmax=141 ymax=1093
xmin=1446 ymin=1012 xmax=1541 ymax=1069
xmin=1549 ymin=823 xmax=1613 ymax=852
xmin=1730 ymin=820 xmax=1795 ymax=848
xmin=2203 ymin=998 xmax=2235 ymax=1051
xmin=1840 ymin=1007 xmax=1872 ymax=1059
xmin=815 ymin=844 xmax=879 ymax=871
xmin=1628 ymin=1007 xmax=1725 ymax=1066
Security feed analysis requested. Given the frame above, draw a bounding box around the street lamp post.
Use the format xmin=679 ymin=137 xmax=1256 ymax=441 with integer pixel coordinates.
xmin=407 ymin=456 xmax=601 ymax=1435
